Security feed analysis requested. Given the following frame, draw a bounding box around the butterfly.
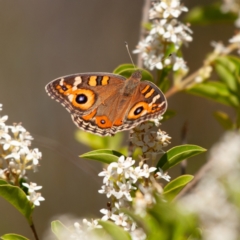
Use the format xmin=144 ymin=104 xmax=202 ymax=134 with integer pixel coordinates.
xmin=45 ymin=70 xmax=167 ymax=136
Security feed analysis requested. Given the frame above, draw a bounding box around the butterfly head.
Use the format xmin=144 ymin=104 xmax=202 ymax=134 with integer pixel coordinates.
xmin=130 ymin=70 xmax=142 ymax=81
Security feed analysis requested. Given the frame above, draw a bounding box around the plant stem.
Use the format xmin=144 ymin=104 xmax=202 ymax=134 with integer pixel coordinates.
xmin=137 ymin=0 xmax=151 ymax=68
xmin=30 ymin=222 xmax=39 ymax=240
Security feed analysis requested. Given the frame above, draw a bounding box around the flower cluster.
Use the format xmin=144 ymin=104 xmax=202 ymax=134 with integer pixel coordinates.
xmin=134 ymin=0 xmax=192 ymax=71
xmin=221 ymin=0 xmax=240 ymax=27
xmin=130 ymin=122 xmax=171 ymax=160
xmin=180 ymin=132 xmax=240 ymax=240
xmin=0 ymin=104 xmax=44 ymax=206
xmin=98 ymin=155 xmax=171 ymax=236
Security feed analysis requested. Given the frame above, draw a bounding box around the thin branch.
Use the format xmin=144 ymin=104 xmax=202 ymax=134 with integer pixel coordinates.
xmin=137 ymin=0 xmax=151 ymax=68
xmin=30 ymin=222 xmax=39 ymax=240
xmin=175 ymin=159 xmax=213 ymax=200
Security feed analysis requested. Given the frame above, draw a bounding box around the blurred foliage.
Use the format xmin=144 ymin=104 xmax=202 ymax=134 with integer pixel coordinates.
xmin=187 ymin=55 xmax=240 ymax=130
xmin=185 ymin=2 xmax=237 ymax=25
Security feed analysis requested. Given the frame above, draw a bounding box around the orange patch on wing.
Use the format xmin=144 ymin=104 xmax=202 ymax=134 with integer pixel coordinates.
xmin=82 ymin=109 xmax=97 ymax=121
xmin=56 ymin=83 xmax=72 ymax=95
xmin=141 ymin=85 xmax=150 ymax=94
xmin=88 ymin=76 xmax=97 ymax=86
xmin=113 ymin=118 xmax=123 ymax=126
xmin=102 ymin=76 xmax=109 ymax=85
xmin=150 ymin=104 xmax=161 ymax=113
xmin=72 ymin=89 xmax=95 ymax=111
xmin=145 ymin=89 xmax=155 ymax=98
xmin=127 ymin=102 xmax=150 ymax=120
xmin=95 ymin=115 xmax=112 ymax=128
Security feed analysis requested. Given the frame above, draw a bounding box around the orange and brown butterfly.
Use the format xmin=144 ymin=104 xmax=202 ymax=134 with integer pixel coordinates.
xmin=45 ymin=70 xmax=167 ymax=136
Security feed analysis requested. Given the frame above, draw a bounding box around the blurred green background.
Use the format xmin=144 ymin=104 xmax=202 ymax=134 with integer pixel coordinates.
xmin=0 ymin=0 xmax=235 ymax=238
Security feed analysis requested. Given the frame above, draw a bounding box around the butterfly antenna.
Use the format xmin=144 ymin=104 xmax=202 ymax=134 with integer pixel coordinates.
xmin=125 ymin=42 xmax=137 ymax=70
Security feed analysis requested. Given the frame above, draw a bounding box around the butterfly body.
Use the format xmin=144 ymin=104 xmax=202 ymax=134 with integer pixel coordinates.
xmin=45 ymin=70 xmax=167 ymax=136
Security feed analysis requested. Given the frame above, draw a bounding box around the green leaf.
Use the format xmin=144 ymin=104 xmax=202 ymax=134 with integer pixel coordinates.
xmin=113 ymin=64 xmax=154 ymax=82
xmin=143 ymin=22 xmax=152 ymax=31
xmin=157 ymin=145 xmax=206 ymax=171
xmin=51 ymin=220 xmax=72 ymax=240
xmin=213 ymin=111 xmax=234 ymax=130
xmin=161 ymin=109 xmax=176 ymax=122
xmin=0 ymin=184 xmax=33 ymax=224
xmin=163 ymin=175 xmax=194 ymax=201
xmin=185 ymin=3 xmax=237 ymax=25
xmin=0 ymin=180 xmax=8 ymax=185
xmin=98 ymin=220 xmax=131 ymax=240
xmin=157 ymin=67 xmax=171 ymax=92
xmin=0 ymin=234 xmax=30 ymax=240
xmin=148 ymin=196 xmax=199 ymax=239
xmin=122 ymin=209 xmax=165 ymax=239
xmin=227 ymin=55 xmax=240 ymax=75
xmin=113 ymin=64 xmax=135 ymax=74
xmin=186 ymin=81 xmax=239 ymax=108
xmin=214 ymin=56 xmax=240 ymax=94
xmin=75 ymin=130 xmax=123 ymax=150
xmin=80 ymin=149 xmax=123 ymax=164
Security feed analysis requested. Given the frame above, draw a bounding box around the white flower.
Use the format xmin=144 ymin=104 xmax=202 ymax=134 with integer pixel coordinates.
xmin=229 ymin=32 xmax=240 ymax=43
xmin=115 ymin=181 xmax=136 ymax=201
xmin=27 ymin=191 xmax=45 ymax=206
xmin=98 ymin=181 xmax=115 ymax=198
xmin=0 ymin=115 xmax=8 ymax=127
xmin=100 ymin=208 xmax=112 ymax=221
xmin=9 ymin=124 xmax=26 ymax=135
xmin=0 ymin=104 xmax=2 ymax=111
xmin=110 ymin=156 xmax=135 ymax=175
xmin=211 ymin=41 xmax=227 ymax=55
xmin=149 ymin=0 xmax=188 ymax=19
xmin=22 ymin=182 xmax=44 ymax=206
xmin=18 ymin=131 xmax=34 ymax=147
xmin=130 ymin=228 xmax=147 ymax=240
xmin=1 ymin=134 xmax=21 ymax=151
xmin=26 ymin=148 xmax=42 ymax=166
xmin=155 ymin=168 xmax=171 ymax=182
xmin=98 ymin=165 xmax=114 ymax=184
xmin=140 ymin=164 xmax=157 ymax=178
xmin=124 ymin=166 xmax=141 ymax=183
xmin=150 ymin=19 xmax=167 ymax=36
xmin=22 ymin=182 xmax=42 ymax=193
xmin=82 ymin=219 xmax=102 ymax=230
xmin=229 ymin=32 xmax=240 ymax=54
xmin=111 ymin=213 xmax=128 ymax=227
xmin=156 ymin=130 xmax=172 ymax=146
xmin=194 ymin=66 xmax=213 ymax=83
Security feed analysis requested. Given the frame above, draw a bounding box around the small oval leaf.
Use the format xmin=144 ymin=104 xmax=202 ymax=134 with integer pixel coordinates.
xmin=0 ymin=184 xmax=33 ymax=224
xmin=113 ymin=64 xmax=154 ymax=82
xmin=214 ymin=57 xmax=240 ymax=94
xmin=157 ymin=145 xmax=206 ymax=171
xmin=75 ymin=130 xmax=123 ymax=150
xmin=163 ymin=175 xmax=194 ymax=201
xmin=80 ymin=149 xmax=123 ymax=164
xmin=186 ymin=81 xmax=239 ymax=108
xmin=0 ymin=234 xmax=30 ymax=240
xmin=113 ymin=64 xmax=135 ymax=74
xmin=98 ymin=220 xmax=131 ymax=240
xmin=213 ymin=111 xmax=234 ymax=130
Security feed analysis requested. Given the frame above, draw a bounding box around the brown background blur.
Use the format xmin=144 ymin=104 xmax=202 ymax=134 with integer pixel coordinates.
xmin=0 ymin=0 xmax=235 ymax=239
